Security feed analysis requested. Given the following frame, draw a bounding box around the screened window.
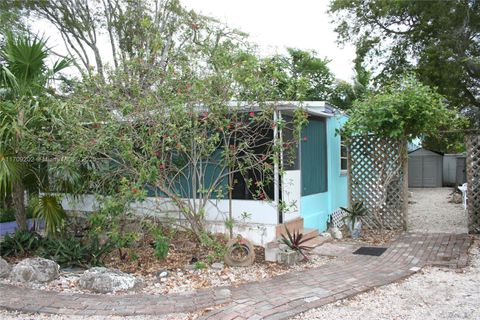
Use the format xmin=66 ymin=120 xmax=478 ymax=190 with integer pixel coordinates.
xmin=230 ymin=125 xmax=275 ymax=200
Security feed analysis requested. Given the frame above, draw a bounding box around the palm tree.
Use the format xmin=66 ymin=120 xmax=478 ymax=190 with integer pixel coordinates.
xmin=0 ymin=32 xmax=70 ymax=233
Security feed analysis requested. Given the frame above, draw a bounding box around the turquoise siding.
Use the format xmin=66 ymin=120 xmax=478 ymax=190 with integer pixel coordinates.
xmin=301 ymin=114 xmax=349 ymax=232
xmin=301 ymin=193 xmax=330 ymax=231
xmin=327 ymin=115 xmax=349 ymax=213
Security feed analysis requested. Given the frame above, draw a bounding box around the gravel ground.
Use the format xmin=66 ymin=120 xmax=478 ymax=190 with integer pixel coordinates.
xmin=0 ymin=311 xmax=195 ymax=320
xmin=0 ymin=255 xmax=333 ymax=296
xmin=408 ymin=188 xmax=468 ymax=233
xmin=293 ymin=238 xmax=480 ymax=320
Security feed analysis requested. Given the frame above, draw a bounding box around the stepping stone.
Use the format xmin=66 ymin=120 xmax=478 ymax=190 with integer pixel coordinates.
xmin=312 ymin=242 xmax=361 ymax=257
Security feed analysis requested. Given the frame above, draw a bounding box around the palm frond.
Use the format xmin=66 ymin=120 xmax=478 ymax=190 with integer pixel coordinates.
xmin=48 ymin=161 xmax=83 ymax=194
xmin=52 ymin=58 xmax=71 ymax=74
xmin=1 ymin=32 xmax=49 ymax=94
xmin=0 ymin=147 xmax=22 ymax=198
xmin=32 ymin=194 xmax=66 ymax=236
xmin=0 ymin=64 xmax=18 ymax=90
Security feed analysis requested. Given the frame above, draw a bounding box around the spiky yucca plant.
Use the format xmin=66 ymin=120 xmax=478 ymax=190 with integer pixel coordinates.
xmin=279 ymin=226 xmax=317 ymax=259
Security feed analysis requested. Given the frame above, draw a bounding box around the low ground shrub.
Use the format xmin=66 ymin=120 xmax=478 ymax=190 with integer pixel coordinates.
xmin=0 ymin=230 xmax=43 ymax=256
xmin=200 ymin=232 xmax=227 ymax=263
xmin=38 ymin=236 xmax=113 ymax=268
xmin=0 ymin=230 xmax=113 ymax=268
xmin=0 ymin=206 xmax=34 ymax=223
xmin=153 ymin=229 xmax=170 ymax=260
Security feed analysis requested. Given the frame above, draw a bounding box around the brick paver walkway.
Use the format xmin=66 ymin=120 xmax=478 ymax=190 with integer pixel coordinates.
xmin=0 ymin=233 xmax=472 ymax=319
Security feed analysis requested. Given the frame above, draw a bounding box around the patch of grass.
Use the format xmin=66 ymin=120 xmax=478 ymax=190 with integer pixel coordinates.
xmin=194 ymin=261 xmax=207 ymax=269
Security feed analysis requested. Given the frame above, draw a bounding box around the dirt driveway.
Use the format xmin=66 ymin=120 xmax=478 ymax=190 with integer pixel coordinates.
xmin=407 ymin=188 xmax=468 ymax=234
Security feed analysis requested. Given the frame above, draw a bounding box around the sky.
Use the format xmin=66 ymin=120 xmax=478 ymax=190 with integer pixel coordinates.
xmin=181 ymin=0 xmax=356 ymax=81
xmin=34 ymin=0 xmax=355 ymax=82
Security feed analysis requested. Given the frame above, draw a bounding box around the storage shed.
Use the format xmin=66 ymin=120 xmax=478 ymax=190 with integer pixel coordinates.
xmin=408 ymin=148 xmax=443 ymax=188
xmin=443 ymin=154 xmax=467 ymax=186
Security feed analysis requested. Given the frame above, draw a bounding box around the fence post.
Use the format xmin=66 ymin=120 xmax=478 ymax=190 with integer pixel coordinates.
xmin=466 ymin=134 xmax=480 ymax=233
xmin=347 ymin=141 xmax=352 ymax=208
xmin=402 ymin=140 xmax=409 ymax=231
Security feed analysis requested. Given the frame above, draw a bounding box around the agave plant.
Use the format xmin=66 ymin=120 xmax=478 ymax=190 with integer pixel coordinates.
xmin=279 ymin=226 xmax=317 ymax=259
xmin=340 ymin=201 xmax=368 ymax=239
xmin=340 ymin=201 xmax=368 ymax=226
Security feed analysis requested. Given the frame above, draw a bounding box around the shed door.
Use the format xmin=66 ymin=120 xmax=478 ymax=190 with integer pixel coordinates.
xmin=408 ymin=154 xmax=442 ymax=187
xmin=408 ymin=157 xmax=423 ymax=187
xmin=422 ymin=156 xmax=438 ymax=187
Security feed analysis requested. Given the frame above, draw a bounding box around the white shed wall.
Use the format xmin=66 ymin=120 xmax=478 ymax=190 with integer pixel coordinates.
xmin=282 ymin=170 xmax=301 ymax=222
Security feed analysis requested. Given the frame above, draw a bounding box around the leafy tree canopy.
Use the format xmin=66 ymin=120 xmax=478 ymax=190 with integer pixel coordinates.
xmin=260 ymin=48 xmax=334 ymax=101
xmin=342 ymin=76 xmax=465 ymax=141
xmin=329 ymin=60 xmax=371 ymax=110
xmin=329 ymin=0 xmax=480 ymax=126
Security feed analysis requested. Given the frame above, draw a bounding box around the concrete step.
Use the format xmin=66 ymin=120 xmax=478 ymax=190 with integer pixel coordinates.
xmin=302 ymin=228 xmax=319 ymax=238
xmin=278 ymin=228 xmax=321 ymax=247
xmin=277 ymin=227 xmax=319 ymax=240
xmin=301 ymin=228 xmax=321 ymax=247
xmin=275 ymin=217 xmax=304 ymax=239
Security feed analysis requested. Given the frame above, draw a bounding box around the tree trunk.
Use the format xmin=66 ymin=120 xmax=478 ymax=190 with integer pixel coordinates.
xmin=12 ymin=180 xmax=27 ymax=231
xmin=228 ymin=169 xmax=233 ymax=238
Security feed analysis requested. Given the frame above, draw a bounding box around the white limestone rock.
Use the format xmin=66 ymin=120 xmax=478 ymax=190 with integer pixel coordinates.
xmin=0 ymin=257 xmax=11 ymax=278
xmin=79 ymin=267 xmax=142 ymax=293
xmin=10 ymin=257 xmax=59 ymax=283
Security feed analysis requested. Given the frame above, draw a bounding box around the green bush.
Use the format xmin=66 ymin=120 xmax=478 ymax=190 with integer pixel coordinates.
xmin=153 ymin=229 xmax=169 ymax=260
xmin=0 ymin=230 xmax=113 ymax=268
xmin=200 ymin=232 xmax=226 ymax=263
xmin=38 ymin=236 xmax=113 ymax=268
xmin=0 ymin=208 xmax=15 ymax=223
xmin=0 ymin=206 xmax=34 ymax=223
xmin=0 ymin=231 xmax=43 ymax=257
